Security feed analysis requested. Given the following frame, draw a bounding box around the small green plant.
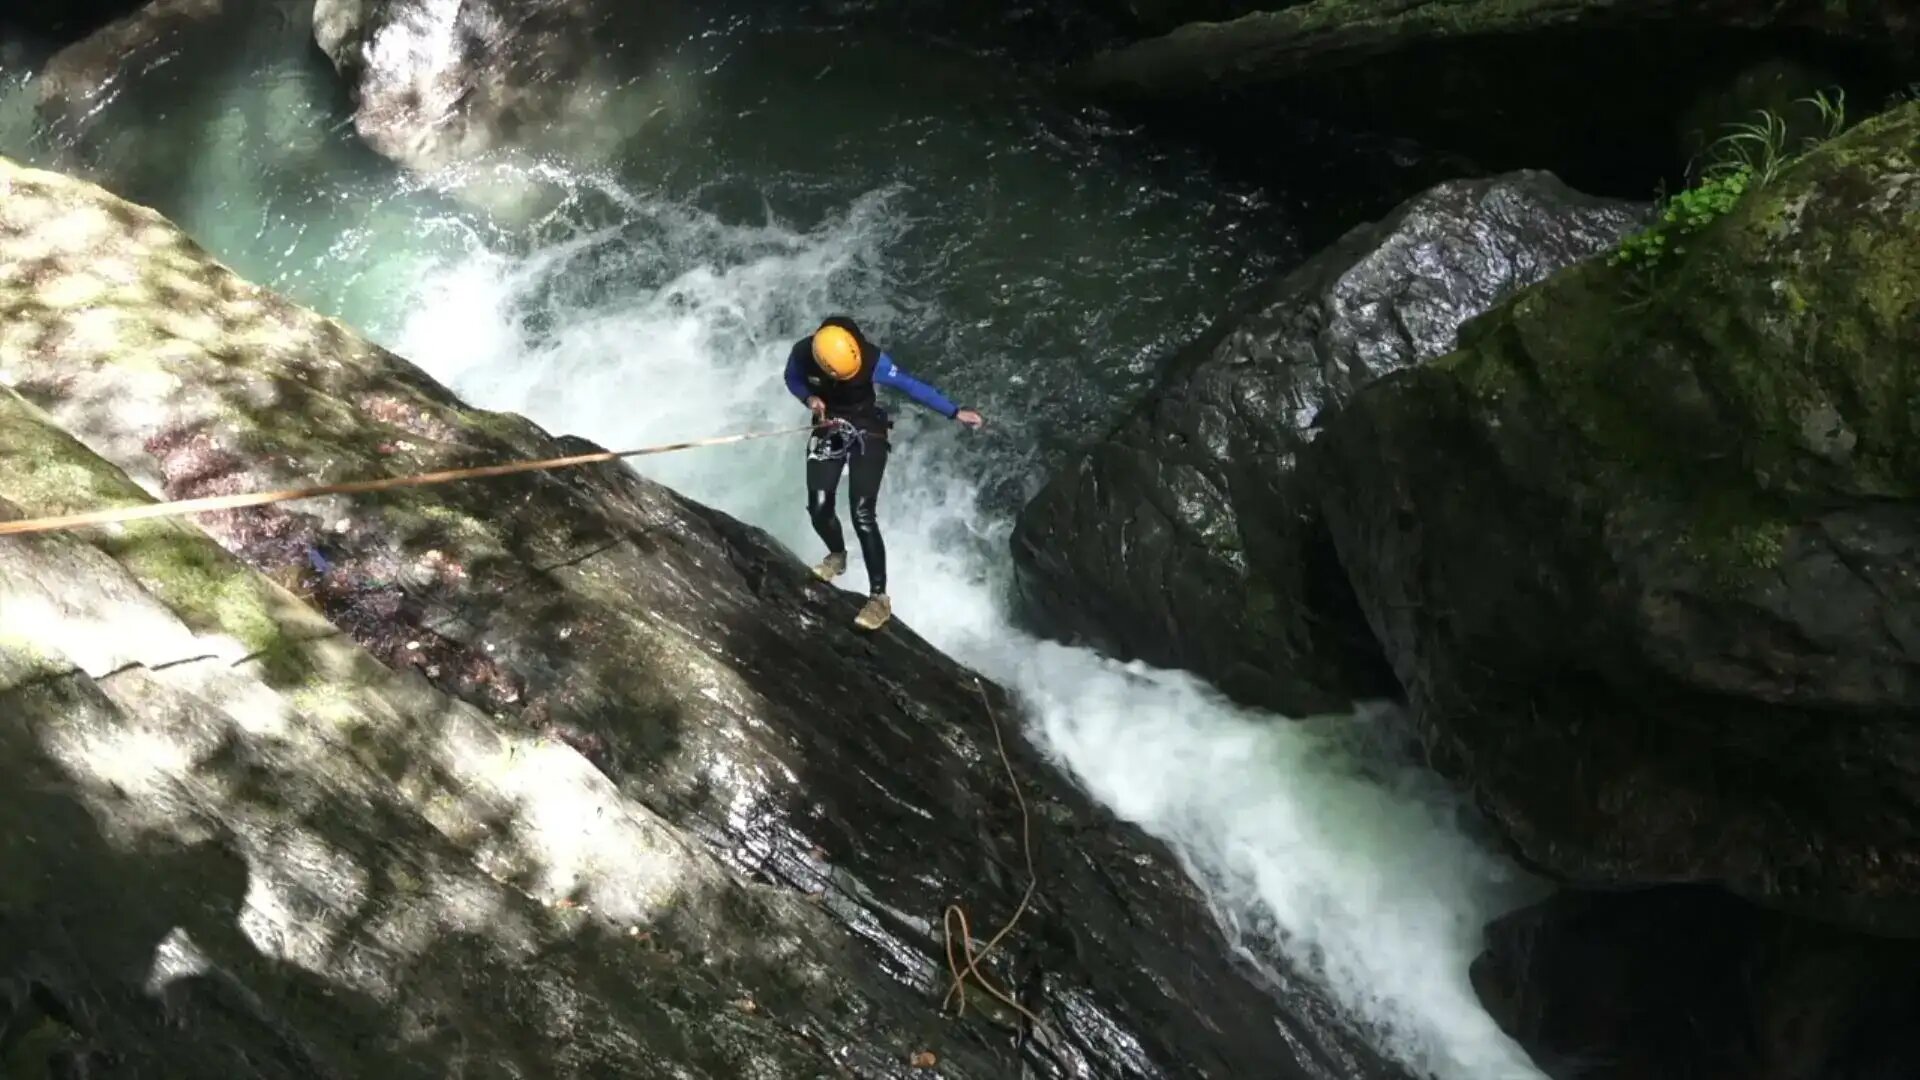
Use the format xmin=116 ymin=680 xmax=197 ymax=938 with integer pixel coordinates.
xmin=1608 ymin=87 xmax=1849 ymax=292
xmin=1803 ymin=87 xmax=1848 ymax=145
xmin=1706 ymin=109 xmax=1790 ymax=186
xmin=1608 ymin=165 xmax=1751 ymax=277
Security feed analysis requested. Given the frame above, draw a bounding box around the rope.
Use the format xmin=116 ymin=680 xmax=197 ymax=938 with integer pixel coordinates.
xmin=0 ymin=424 xmax=814 ymax=538
xmin=942 ymin=676 xmax=1043 ymax=1031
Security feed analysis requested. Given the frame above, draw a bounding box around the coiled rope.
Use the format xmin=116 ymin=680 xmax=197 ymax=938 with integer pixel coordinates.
xmin=0 ymin=424 xmax=814 ymax=537
xmin=942 ymin=676 xmax=1044 ymax=1030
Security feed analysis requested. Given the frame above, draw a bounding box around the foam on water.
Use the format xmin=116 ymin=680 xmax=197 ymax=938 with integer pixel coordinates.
xmin=388 ymin=168 xmax=1551 ymax=1080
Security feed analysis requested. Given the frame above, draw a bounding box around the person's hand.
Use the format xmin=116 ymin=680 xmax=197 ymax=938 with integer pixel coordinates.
xmin=954 ymin=408 xmax=984 ymax=429
xmin=806 ymin=396 xmax=827 ymax=423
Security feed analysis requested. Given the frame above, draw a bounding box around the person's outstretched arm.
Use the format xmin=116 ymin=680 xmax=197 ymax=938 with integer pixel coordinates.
xmin=875 ymin=353 xmax=981 ymax=427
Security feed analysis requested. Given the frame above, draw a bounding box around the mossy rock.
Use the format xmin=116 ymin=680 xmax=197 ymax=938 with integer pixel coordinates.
xmin=1312 ymin=102 xmax=1920 ymax=930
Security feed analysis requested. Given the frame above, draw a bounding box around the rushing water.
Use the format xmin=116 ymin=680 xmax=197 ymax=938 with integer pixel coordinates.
xmin=3 ymin=7 xmax=1550 ymax=1077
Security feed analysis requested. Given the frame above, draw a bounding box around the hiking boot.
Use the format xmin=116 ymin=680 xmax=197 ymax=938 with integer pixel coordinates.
xmin=853 ymin=593 xmax=891 ymax=631
xmin=812 ymin=551 xmax=847 ymax=581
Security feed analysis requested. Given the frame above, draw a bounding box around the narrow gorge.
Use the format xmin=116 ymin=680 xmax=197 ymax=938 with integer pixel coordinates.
xmin=3 ymin=2 xmax=1915 ymax=1078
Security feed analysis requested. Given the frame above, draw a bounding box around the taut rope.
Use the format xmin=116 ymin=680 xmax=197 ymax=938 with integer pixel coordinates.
xmin=0 ymin=425 xmax=813 ymax=537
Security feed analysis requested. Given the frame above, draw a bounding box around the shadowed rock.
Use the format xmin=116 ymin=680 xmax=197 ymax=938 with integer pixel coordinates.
xmin=1068 ymin=0 xmax=1914 ymax=196
xmin=1077 ymin=0 xmax=1916 ymax=96
xmin=1471 ymin=886 xmax=1920 ymax=1079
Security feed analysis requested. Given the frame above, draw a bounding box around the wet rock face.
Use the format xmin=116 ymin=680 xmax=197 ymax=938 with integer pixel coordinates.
xmin=1011 ymin=170 xmax=1645 ymax=716
xmin=1471 ymin=886 xmax=1920 ymax=1080
xmin=311 ymin=0 xmax=689 ymax=176
xmin=0 ymin=392 xmax=900 ymax=1080
xmin=1309 ymin=104 xmax=1920 ymax=929
xmin=0 ymin=155 xmax=1412 ymax=1079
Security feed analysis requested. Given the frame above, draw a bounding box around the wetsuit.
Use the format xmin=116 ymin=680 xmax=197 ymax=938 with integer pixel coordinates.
xmin=784 ymin=316 xmax=960 ymax=595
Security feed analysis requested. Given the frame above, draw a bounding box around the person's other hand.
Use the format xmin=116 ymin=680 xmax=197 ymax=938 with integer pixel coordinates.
xmin=806 ymin=396 xmax=827 ymax=422
xmin=955 ymin=408 xmax=984 ymax=429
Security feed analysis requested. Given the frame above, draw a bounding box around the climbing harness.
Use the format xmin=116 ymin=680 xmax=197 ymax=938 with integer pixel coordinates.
xmin=806 ymin=416 xmax=869 ymax=462
xmin=0 ymin=424 xmax=814 ymax=537
xmin=942 ymin=677 xmax=1045 ymax=1031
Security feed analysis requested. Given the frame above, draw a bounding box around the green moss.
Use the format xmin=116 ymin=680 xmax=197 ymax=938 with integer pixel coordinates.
xmin=1416 ymin=103 xmax=1920 ymax=594
xmin=0 ymin=391 xmax=313 ymax=685
xmin=0 ymin=395 xmax=153 ymax=517
xmin=1672 ymin=489 xmax=1795 ymax=592
xmin=96 ymin=527 xmax=308 ymax=681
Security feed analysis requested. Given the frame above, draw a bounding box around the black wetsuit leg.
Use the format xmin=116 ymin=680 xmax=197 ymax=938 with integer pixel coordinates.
xmin=846 ymin=436 xmax=888 ymax=595
xmin=806 ymin=452 xmax=848 ymax=558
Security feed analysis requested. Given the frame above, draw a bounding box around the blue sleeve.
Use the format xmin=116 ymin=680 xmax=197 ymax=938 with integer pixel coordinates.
xmin=784 ymin=345 xmax=811 ymax=402
xmin=874 ymin=353 xmax=959 ymax=418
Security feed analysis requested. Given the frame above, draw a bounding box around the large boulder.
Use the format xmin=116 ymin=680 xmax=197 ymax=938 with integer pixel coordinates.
xmin=1011 ymin=170 xmax=1645 ymax=715
xmin=0 ymin=155 xmax=1411 ymax=1079
xmin=311 ymin=0 xmax=688 ymax=177
xmin=0 ymin=388 xmax=946 ymax=1078
xmin=1470 ymin=886 xmax=1920 ymax=1079
xmin=1309 ymin=103 xmax=1920 ymax=930
xmin=1069 ymin=0 xmax=1916 ymax=195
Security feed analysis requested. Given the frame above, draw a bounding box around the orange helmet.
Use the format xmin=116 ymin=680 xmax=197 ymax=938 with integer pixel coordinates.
xmin=812 ymin=324 xmax=862 ymax=381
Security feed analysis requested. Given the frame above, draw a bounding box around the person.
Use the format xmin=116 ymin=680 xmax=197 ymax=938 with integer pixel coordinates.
xmin=784 ymin=315 xmax=983 ymax=630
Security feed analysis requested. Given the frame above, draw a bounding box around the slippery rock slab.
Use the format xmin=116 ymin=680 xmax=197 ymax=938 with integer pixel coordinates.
xmin=1310 ymin=103 xmax=1920 ymax=930
xmin=0 ymin=388 xmax=910 ymax=1078
xmin=1012 ymin=170 xmax=1644 ymax=715
xmin=0 ymin=156 xmax=1410 ymax=1079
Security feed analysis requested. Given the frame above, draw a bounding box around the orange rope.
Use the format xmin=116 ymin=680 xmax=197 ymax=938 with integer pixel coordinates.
xmin=942 ymin=677 xmax=1043 ymax=1030
xmin=0 ymin=425 xmax=813 ymax=537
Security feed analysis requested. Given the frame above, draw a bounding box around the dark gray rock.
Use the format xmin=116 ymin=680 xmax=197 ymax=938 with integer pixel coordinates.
xmin=1471 ymin=886 xmax=1920 ymax=1080
xmin=0 ymin=154 xmax=1412 ymax=1080
xmin=1011 ymin=170 xmax=1645 ymax=715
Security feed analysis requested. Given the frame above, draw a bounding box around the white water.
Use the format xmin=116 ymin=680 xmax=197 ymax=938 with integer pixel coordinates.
xmin=388 ymin=165 xmax=1550 ymax=1080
